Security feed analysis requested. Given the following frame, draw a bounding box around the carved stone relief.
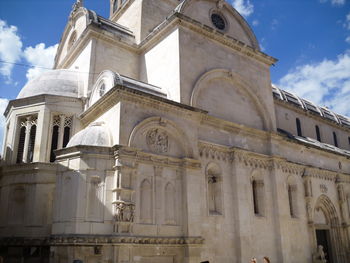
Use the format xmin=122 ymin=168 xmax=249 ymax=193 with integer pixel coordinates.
xmin=320 ymin=184 xmax=328 ymax=194
xmin=146 ymin=129 xmax=169 ymax=153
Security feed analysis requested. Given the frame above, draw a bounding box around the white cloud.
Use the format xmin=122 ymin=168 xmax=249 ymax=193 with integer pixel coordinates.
xmin=331 ymin=0 xmax=346 ymax=5
xmin=0 ymin=20 xmax=23 ymax=81
xmin=231 ymin=0 xmax=254 ymax=17
xmin=0 ymin=98 xmax=9 ymax=155
xmin=23 ymin=43 xmax=58 ymax=81
xmin=345 ymin=12 xmax=350 ymax=30
xmin=252 ymin=19 xmax=259 ymax=26
xmin=278 ymin=50 xmax=350 ymax=116
xmin=320 ymin=0 xmax=346 ymax=5
xmin=346 ymin=36 xmax=350 ymax=44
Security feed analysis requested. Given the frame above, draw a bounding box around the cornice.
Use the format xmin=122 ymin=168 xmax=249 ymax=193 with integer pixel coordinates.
xmin=79 ymin=85 xmax=205 ymax=126
xmin=56 ymin=26 xmax=138 ymax=69
xmin=201 ymin=115 xmax=271 ymax=141
xmin=139 ymin=12 xmax=277 ymax=66
xmin=115 ymin=146 xmax=201 ymax=170
xmin=55 ymin=145 xmax=113 ymax=161
xmin=198 ymin=141 xmax=350 ymax=180
xmin=4 ymin=95 xmax=82 ymax=118
xmin=0 ymin=162 xmax=57 ymax=175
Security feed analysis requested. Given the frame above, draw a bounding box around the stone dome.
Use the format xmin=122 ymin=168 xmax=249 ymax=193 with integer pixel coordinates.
xmin=17 ymin=69 xmax=81 ymax=99
xmin=67 ymin=122 xmax=111 ymax=147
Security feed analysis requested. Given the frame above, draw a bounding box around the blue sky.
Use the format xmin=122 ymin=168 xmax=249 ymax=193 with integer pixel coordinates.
xmin=0 ymin=0 xmax=349 ymax=151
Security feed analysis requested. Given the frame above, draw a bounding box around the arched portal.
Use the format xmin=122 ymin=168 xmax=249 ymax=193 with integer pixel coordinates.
xmin=312 ymin=195 xmax=348 ymax=263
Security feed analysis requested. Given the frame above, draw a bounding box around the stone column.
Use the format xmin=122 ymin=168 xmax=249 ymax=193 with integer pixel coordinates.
xmin=37 ymin=106 xmax=51 ymax=162
xmin=112 ymin=150 xmax=136 ymax=234
xmin=22 ymin=117 xmax=32 ymax=163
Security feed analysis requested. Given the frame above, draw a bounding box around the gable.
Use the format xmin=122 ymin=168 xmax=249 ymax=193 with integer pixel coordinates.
xmin=178 ymin=0 xmax=259 ymax=49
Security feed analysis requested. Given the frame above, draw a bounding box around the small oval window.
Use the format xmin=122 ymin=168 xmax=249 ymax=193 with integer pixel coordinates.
xmin=211 ymin=13 xmax=226 ymax=30
xmin=99 ymin=83 xmax=106 ymax=97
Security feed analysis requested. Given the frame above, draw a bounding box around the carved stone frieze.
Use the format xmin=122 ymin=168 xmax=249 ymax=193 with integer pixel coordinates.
xmin=235 ymin=151 xmax=272 ymax=170
xmin=198 ymin=141 xmax=233 ymax=162
xmin=0 ymin=236 xmax=205 ymax=246
xmin=304 ymin=168 xmax=337 ymax=181
xmin=49 ymin=236 xmax=204 ymax=245
xmin=273 ymin=160 xmax=304 ymax=175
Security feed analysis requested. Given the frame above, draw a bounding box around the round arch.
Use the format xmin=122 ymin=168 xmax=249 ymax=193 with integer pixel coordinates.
xmin=177 ymin=0 xmax=259 ymax=49
xmin=128 ymin=117 xmax=194 ymax=158
xmin=190 ymin=69 xmax=273 ymax=131
xmin=313 ymin=194 xmax=348 ymax=263
xmin=88 ymin=70 xmax=122 ymax=107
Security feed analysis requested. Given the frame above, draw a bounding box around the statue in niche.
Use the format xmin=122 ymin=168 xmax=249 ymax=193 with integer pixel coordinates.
xmin=312 ymin=245 xmax=327 ymax=263
xmin=115 ymin=202 xmax=125 ymax=222
xmin=146 ymin=129 xmax=169 ymax=153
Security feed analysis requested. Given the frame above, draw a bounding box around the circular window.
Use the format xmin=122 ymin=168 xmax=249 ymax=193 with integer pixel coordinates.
xmin=211 ymin=13 xmax=226 ymax=30
xmin=99 ymin=83 xmax=106 ymax=97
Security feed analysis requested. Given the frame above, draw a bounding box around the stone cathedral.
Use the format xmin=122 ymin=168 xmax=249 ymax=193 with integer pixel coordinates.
xmin=0 ymin=0 xmax=350 ymax=262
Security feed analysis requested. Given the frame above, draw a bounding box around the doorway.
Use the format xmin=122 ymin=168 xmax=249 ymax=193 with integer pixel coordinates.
xmin=315 ymin=229 xmax=333 ymax=263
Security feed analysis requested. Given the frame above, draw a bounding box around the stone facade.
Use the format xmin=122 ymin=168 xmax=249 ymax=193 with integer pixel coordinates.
xmin=0 ymin=0 xmax=350 ymax=262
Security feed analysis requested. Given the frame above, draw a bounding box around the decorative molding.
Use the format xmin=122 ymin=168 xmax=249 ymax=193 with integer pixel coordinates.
xmin=114 ymin=146 xmax=201 ymax=170
xmin=198 ymin=141 xmax=233 ymax=162
xmin=235 ymin=150 xmax=272 ymax=170
xmin=273 ymin=160 xmax=304 ymax=175
xmin=0 ymin=236 xmax=204 ymax=246
xmin=304 ymin=168 xmax=337 ymax=181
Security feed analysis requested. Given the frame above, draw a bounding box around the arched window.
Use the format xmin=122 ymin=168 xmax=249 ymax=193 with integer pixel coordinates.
xmin=348 ymin=137 xmax=350 ymax=148
xmin=206 ymin=163 xmax=223 ymax=215
xmin=140 ymin=179 xmax=152 ymax=223
xmin=164 ymin=183 xmax=176 ymax=224
xmin=50 ymin=115 xmax=73 ymax=162
xmin=251 ymin=171 xmax=265 ymax=216
xmin=296 ymin=118 xmax=302 ymax=136
xmin=252 ymin=180 xmax=259 ymax=214
xmin=50 ymin=117 xmax=60 ymax=162
xmin=333 ymin=132 xmax=338 ymax=147
xmin=99 ymin=83 xmax=106 ymax=97
xmin=63 ymin=116 xmax=73 ymax=148
xmin=287 ymin=176 xmax=298 ymax=218
xmin=315 ymin=125 xmax=321 ymax=142
xmin=113 ymin=0 xmax=119 ymax=12
xmin=27 ymin=124 xmax=37 ymax=162
xmin=16 ymin=126 xmax=26 ymax=163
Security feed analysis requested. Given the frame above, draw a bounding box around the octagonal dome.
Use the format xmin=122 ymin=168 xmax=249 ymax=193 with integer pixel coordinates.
xmin=17 ymin=69 xmax=81 ymax=99
xmin=67 ymin=122 xmax=111 ymax=147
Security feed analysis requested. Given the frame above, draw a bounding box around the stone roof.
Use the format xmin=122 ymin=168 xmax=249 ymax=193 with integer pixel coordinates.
xmin=272 ymin=85 xmax=350 ymax=129
xmin=67 ymin=122 xmax=111 ymax=147
xmin=17 ymin=69 xmax=82 ymax=99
